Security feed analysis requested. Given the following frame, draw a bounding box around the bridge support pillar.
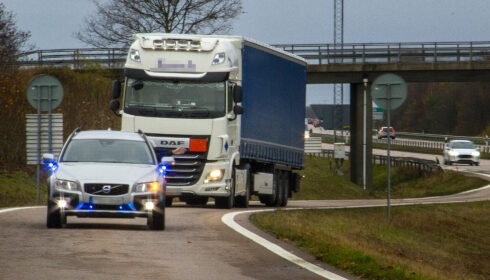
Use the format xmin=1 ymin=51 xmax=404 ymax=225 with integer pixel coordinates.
xmin=349 ymin=83 xmax=373 ymax=190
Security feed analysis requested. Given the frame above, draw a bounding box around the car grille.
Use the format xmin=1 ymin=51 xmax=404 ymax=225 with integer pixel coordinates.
xmin=155 ymin=147 xmax=206 ymax=186
xmin=459 ymin=155 xmax=472 ymax=159
xmin=84 ymin=184 xmax=129 ymax=196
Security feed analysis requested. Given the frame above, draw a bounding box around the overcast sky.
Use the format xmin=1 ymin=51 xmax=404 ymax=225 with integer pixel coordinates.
xmin=2 ymin=0 xmax=489 ymax=104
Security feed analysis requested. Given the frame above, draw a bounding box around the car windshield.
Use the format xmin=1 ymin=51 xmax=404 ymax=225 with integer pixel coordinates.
xmin=61 ymin=139 xmax=154 ymax=164
xmin=124 ymin=78 xmax=226 ymax=119
xmin=452 ymin=142 xmax=475 ymax=149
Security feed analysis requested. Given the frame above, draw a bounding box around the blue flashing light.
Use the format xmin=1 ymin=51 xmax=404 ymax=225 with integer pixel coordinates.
xmin=76 ymin=203 xmax=95 ymax=210
xmin=42 ymin=159 xmax=58 ymax=174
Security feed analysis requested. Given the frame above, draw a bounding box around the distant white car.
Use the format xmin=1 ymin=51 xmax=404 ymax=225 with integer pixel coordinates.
xmin=443 ymin=140 xmax=480 ymax=166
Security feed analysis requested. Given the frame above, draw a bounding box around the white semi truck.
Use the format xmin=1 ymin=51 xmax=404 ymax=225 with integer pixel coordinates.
xmin=110 ymin=33 xmax=307 ymax=208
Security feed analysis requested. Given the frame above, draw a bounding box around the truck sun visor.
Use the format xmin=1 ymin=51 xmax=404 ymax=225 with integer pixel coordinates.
xmin=125 ymin=68 xmax=229 ymax=82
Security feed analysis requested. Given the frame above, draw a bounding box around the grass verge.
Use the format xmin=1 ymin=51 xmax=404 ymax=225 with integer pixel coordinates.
xmin=0 ymin=170 xmax=47 ymax=208
xmin=252 ymin=202 xmax=490 ymax=280
xmin=294 ymin=156 xmax=488 ymax=200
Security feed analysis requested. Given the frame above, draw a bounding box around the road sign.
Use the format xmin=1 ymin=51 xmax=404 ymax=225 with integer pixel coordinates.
xmin=373 ymin=107 xmax=384 ymax=120
xmin=371 ymin=73 xmax=407 ymax=110
xmin=26 ymin=75 xmax=64 ymax=111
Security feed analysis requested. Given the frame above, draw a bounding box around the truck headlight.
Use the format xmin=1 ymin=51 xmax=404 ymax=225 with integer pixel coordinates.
xmin=204 ymin=169 xmax=224 ymax=183
xmin=212 ymin=52 xmax=225 ymax=65
xmin=134 ymin=181 xmax=162 ymax=192
xmin=472 ymin=151 xmax=480 ymax=157
xmin=130 ymin=49 xmax=141 ymax=62
xmin=55 ymin=179 xmax=80 ymax=191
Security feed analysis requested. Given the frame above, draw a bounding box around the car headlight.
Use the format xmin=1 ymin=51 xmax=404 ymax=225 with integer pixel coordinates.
xmin=55 ymin=179 xmax=80 ymax=191
xmin=448 ymin=150 xmax=459 ymax=156
xmin=134 ymin=181 xmax=163 ymax=192
xmin=472 ymin=151 xmax=480 ymax=157
xmin=204 ymin=169 xmax=225 ymax=183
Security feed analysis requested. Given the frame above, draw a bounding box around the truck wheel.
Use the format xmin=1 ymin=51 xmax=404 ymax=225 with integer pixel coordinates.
xmin=235 ymin=165 xmax=250 ymax=208
xmin=215 ymin=166 xmax=235 ymax=209
xmin=264 ymin=170 xmax=281 ymax=207
xmin=148 ymin=206 xmax=165 ymax=230
xmin=279 ymin=171 xmax=289 ymax=207
xmin=46 ymin=200 xmax=62 ymax=228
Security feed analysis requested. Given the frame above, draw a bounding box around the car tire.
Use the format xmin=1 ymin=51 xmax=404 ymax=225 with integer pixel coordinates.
xmin=165 ymin=197 xmax=173 ymax=207
xmin=46 ymin=200 xmax=62 ymax=228
xmin=148 ymin=206 xmax=165 ymax=231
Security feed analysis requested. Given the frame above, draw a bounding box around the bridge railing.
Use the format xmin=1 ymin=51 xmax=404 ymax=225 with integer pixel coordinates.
xmin=273 ymin=41 xmax=490 ymax=65
xmin=15 ymin=41 xmax=490 ymax=68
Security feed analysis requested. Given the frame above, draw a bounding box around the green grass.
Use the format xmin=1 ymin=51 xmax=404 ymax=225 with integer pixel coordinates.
xmin=252 ymin=202 xmax=490 ymax=280
xmin=294 ymin=156 xmax=488 ymax=200
xmin=0 ymin=170 xmax=47 ymax=207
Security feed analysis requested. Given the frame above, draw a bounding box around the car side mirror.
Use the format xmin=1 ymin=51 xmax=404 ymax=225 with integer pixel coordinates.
xmin=233 ymin=85 xmax=243 ymax=103
xmin=42 ymin=153 xmax=55 ymax=162
xmin=112 ymin=80 xmax=121 ymax=99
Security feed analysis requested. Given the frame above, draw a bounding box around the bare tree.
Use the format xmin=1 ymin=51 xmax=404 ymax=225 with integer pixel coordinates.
xmin=76 ymin=0 xmax=243 ymax=48
xmin=0 ymin=3 xmax=31 ymax=68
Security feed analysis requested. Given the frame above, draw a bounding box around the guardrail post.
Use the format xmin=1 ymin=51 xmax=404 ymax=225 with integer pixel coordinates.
xmin=388 ymin=45 xmax=391 ymax=63
xmin=457 ymin=44 xmax=460 ymax=62
xmin=398 ymin=43 xmax=401 ymax=62
xmin=434 ymin=42 xmax=438 ymax=62
xmin=362 ymin=44 xmax=365 ymax=63
xmin=318 ymin=46 xmax=322 ymax=64
xmin=470 ymin=42 xmax=473 ymax=62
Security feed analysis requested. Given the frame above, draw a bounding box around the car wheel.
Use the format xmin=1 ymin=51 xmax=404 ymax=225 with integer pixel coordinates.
xmin=475 ymin=162 xmax=480 ymax=166
xmin=46 ymin=200 xmax=62 ymax=228
xmin=148 ymin=206 xmax=165 ymax=230
xmin=165 ymin=197 xmax=173 ymax=207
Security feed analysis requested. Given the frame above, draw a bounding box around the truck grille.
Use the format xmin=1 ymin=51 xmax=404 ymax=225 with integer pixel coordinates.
xmin=155 ymin=148 xmax=206 ymax=186
xmin=84 ymin=184 xmax=129 ymax=196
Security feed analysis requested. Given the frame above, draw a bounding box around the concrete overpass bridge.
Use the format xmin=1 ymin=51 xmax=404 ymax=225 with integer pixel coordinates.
xmin=17 ymin=41 xmax=490 ymax=189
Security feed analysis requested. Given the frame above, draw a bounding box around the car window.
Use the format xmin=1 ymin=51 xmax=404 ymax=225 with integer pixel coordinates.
xmin=61 ymin=139 xmax=154 ymax=164
xmin=451 ymin=142 xmax=475 ymax=149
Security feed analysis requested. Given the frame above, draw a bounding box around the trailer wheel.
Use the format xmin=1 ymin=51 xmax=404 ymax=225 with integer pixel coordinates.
xmin=46 ymin=200 xmax=62 ymax=228
xmin=279 ymin=171 xmax=289 ymax=207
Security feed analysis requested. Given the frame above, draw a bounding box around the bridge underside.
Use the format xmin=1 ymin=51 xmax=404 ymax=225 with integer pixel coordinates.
xmin=308 ymin=61 xmax=490 ymax=83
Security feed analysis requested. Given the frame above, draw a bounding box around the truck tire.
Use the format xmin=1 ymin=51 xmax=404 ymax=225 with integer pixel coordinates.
xmin=264 ymin=169 xmax=282 ymax=207
xmin=215 ymin=166 xmax=235 ymax=209
xmin=235 ymin=165 xmax=250 ymax=208
xmin=148 ymin=206 xmax=165 ymax=230
xmin=46 ymin=200 xmax=62 ymax=228
xmin=279 ymin=171 xmax=289 ymax=207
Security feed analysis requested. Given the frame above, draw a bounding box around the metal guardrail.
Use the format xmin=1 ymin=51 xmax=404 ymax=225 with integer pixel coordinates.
xmin=306 ymin=149 xmax=441 ymax=174
xmin=14 ymin=41 xmax=490 ymax=68
xmin=274 ymin=41 xmax=490 ymax=65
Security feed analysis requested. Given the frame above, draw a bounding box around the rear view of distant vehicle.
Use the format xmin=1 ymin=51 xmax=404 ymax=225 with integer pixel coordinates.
xmin=443 ymin=140 xmax=480 ymax=166
xmin=377 ymin=127 xmax=396 ymax=139
xmin=45 ymin=129 xmax=168 ymax=230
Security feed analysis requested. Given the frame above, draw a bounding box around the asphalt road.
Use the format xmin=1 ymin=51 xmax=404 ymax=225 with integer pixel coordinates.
xmin=1 ymin=150 xmax=489 ymax=280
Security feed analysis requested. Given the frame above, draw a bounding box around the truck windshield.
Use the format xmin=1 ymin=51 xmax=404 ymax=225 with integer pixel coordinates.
xmin=124 ymin=78 xmax=226 ymax=118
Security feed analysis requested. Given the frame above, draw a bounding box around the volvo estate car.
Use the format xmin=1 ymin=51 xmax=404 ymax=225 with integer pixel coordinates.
xmin=45 ymin=129 xmax=169 ymax=230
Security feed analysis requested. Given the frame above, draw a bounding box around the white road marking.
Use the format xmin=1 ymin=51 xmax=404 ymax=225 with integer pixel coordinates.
xmin=0 ymin=206 xmax=44 ymax=214
xmin=222 ymin=209 xmax=350 ymax=280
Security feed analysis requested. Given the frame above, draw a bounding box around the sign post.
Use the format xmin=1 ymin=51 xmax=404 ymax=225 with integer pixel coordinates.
xmin=26 ymin=75 xmax=63 ymax=203
xmin=371 ymin=73 xmax=407 ymax=219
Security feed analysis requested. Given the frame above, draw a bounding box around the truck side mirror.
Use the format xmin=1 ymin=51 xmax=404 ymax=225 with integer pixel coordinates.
xmin=233 ymin=85 xmax=243 ymax=103
xmin=109 ymin=99 xmax=121 ymax=117
xmin=233 ymin=105 xmax=244 ymax=115
xmin=112 ymin=80 xmax=121 ymax=99
xmin=131 ymin=80 xmax=144 ymax=90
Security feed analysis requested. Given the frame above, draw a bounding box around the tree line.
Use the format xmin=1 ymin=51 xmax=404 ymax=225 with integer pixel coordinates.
xmin=387 ymin=82 xmax=490 ymax=137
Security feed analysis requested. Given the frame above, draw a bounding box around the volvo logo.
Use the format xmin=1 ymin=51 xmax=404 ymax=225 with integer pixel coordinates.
xmin=102 ymin=185 xmax=112 ymax=193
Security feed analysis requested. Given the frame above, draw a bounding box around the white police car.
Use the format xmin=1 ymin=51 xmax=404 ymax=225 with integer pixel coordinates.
xmin=45 ymin=129 xmax=171 ymax=230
